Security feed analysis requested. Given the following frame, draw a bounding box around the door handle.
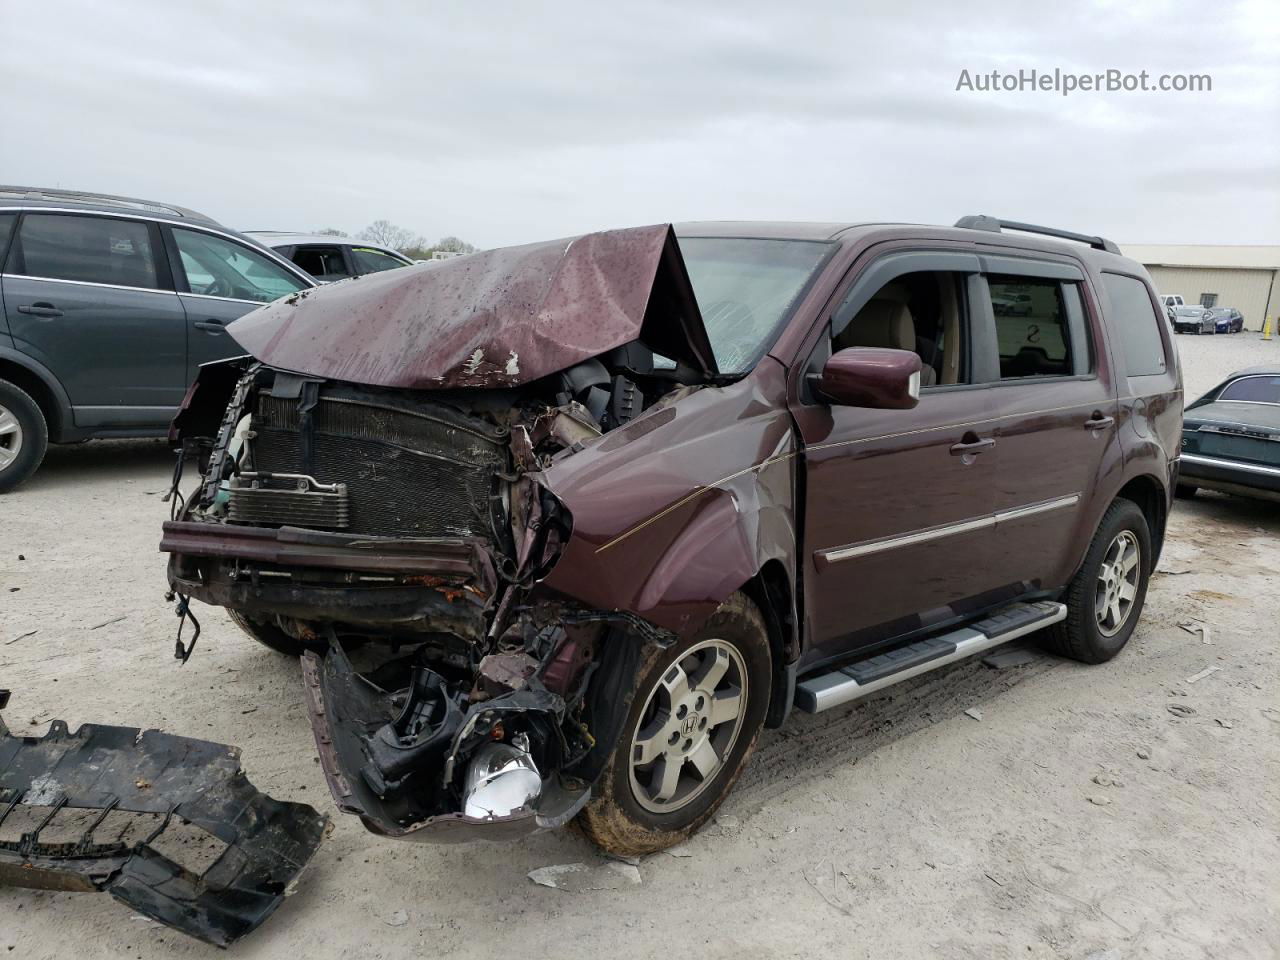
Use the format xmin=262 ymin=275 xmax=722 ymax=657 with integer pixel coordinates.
xmin=1085 ymin=414 xmax=1115 ymax=431
xmin=17 ymin=302 xmax=63 ymax=318
xmin=949 ymin=437 xmax=995 ymax=456
xmin=193 ymin=319 xmax=227 ymax=333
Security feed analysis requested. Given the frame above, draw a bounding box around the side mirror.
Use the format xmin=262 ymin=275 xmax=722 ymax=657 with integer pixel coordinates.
xmin=816 ymin=347 xmax=922 ymax=409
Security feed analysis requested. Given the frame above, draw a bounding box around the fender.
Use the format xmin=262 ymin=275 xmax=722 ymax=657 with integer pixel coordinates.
xmin=538 ymin=358 xmax=798 ymax=640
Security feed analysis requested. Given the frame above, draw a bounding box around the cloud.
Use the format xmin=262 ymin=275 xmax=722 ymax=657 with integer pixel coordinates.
xmin=0 ymin=0 xmax=1275 ymax=245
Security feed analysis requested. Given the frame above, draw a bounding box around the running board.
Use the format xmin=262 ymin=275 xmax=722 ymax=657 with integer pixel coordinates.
xmin=795 ymin=600 xmax=1066 ymax=713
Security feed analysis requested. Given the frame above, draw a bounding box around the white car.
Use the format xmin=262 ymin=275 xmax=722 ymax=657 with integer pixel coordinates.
xmin=1160 ymin=293 xmax=1185 ymax=307
xmin=245 ymin=231 xmax=414 ymax=282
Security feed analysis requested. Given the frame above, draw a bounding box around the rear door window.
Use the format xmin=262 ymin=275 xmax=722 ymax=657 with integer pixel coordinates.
xmin=172 ymin=229 xmax=308 ymax=303
xmin=12 ymin=214 xmax=158 ymax=289
xmin=988 ymin=276 xmax=1074 ymax=379
xmin=1102 ymin=273 xmax=1168 ymax=377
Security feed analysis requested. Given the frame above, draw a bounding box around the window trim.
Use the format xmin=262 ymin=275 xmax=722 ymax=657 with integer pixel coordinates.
xmin=4 ymin=210 xmax=171 ymax=293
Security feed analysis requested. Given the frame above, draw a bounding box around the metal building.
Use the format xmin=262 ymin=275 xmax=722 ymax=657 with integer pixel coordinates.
xmin=1120 ymin=244 xmax=1279 ymax=331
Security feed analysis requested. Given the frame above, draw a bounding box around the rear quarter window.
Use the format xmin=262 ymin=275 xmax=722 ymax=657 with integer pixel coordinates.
xmin=1102 ymin=273 xmax=1168 ymax=377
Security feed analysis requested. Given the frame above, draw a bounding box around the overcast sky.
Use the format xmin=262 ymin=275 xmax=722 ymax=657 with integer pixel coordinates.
xmin=3 ymin=1 xmax=1276 ymax=249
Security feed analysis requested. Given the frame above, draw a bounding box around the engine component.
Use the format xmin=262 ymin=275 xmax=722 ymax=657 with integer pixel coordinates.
xmin=226 ymin=472 xmax=350 ymax=529
xmin=462 ymin=734 xmax=542 ymax=819
xmin=475 ymin=651 xmax=540 ymax=699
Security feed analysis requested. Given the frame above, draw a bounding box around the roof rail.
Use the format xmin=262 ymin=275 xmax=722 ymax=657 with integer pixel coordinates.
xmin=0 ymin=185 xmax=215 ymax=224
xmin=954 ymin=215 xmax=1120 ymax=255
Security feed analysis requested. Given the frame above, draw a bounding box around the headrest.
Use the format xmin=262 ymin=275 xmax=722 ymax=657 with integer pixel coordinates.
xmin=849 ymin=299 xmax=915 ymax=350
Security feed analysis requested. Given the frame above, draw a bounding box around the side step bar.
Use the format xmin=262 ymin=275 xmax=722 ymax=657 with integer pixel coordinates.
xmin=795 ymin=600 xmax=1066 ymax=713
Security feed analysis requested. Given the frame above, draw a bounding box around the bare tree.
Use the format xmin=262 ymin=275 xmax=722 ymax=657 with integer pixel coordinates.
xmin=433 ymin=236 xmax=477 ymax=254
xmin=314 ymin=227 xmax=347 ymax=237
xmin=358 ymin=220 xmax=421 ymax=251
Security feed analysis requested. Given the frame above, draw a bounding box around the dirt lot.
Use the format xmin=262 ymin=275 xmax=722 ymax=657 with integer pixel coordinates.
xmin=2 ymin=333 xmax=1278 ymax=959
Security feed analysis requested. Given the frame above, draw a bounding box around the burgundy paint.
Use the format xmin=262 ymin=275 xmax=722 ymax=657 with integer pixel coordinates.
xmin=227 ymin=224 xmax=718 ymax=389
xmin=818 ymin=347 xmax=922 ymax=409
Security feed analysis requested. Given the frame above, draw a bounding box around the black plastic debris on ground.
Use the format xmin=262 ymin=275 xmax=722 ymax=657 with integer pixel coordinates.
xmin=0 ymin=704 xmax=327 ymax=947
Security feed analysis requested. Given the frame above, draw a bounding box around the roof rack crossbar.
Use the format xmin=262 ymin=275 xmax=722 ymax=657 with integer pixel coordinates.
xmin=954 ymin=215 xmax=1120 ymax=255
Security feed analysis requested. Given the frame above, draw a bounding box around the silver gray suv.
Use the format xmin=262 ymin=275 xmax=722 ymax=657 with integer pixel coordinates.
xmin=0 ymin=186 xmax=316 ymax=491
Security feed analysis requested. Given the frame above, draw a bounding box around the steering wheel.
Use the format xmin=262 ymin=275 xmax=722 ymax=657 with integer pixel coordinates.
xmin=202 ymin=276 xmax=236 ymax=299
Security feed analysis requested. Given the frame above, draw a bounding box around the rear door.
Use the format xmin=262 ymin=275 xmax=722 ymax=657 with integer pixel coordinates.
xmin=978 ymin=256 xmax=1120 ymax=594
xmin=163 ymin=226 xmax=311 ymax=380
xmin=2 ymin=211 xmax=186 ymax=426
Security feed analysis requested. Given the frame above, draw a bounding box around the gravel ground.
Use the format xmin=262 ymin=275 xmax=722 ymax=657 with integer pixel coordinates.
xmin=1 ymin=332 xmax=1278 ymax=959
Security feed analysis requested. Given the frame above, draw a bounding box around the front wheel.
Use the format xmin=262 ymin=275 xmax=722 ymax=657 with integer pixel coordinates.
xmin=577 ymin=592 xmax=771 ymax=856
xmin=1042 ymin=498 xmax=1152 ymax=664
xmin=227 ymin=610 xmax=315 ymax=656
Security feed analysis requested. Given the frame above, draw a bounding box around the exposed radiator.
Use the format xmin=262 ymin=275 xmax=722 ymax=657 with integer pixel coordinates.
xmin=238 ymin=384 xmax=510 ymax=541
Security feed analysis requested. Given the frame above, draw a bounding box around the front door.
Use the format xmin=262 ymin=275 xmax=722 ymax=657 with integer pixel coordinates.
xmin=792 ymin=250 xmax=1004 ymax=667
xmin=2 ymin=212 xmax=186 ymax=427
xmin=164 ymin=226 xmax=312 ymax=380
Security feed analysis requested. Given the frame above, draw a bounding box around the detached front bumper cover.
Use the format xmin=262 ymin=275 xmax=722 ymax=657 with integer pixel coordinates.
xmin=0 ymin=706 xmax=328 ymax=948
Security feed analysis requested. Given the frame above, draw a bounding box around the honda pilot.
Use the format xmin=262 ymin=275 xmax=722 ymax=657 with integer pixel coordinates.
xmin=162 ymin=215 xmax=1181 ymax=855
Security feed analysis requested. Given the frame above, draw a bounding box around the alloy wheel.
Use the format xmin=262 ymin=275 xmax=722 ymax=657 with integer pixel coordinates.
xmin=1095 ymin=530 xmax=1140 ymax=637
xmin=0 ymin=404 xmax=24 ymax=472
xmin=628 ymin=639 xmax=748 ymax=814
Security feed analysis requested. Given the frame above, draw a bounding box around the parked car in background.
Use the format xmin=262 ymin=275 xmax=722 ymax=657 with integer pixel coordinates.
xmin=1161 ymin=294 xmax=1185 ymax=308
xmin=246 ymin=232 xmax=414 ymax=282
xmin=1179 ymin=365 xmax=1280 ymax=502
xmin=163 ymin=214 xmax=1179 ymax=856
xmin=1208 ymin=306 xmax=1245 ymax=334
xmin=0 ymin=186 xmax=316 ymax=492
xmin=1172 ymin=305 xmax=1216 ymax=334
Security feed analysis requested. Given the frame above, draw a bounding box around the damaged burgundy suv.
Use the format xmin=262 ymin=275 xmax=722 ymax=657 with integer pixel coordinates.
xmin=161 ymin=216 xmax=1181 ymax=855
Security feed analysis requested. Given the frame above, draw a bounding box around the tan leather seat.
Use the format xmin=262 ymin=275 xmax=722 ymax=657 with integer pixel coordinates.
xmin=834 ymin=299 xmax=937 ymax=385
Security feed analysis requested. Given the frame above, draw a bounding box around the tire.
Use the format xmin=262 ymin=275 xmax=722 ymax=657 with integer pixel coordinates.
xmin=1042 ymin=498 xmax=1152 ymax=664
xmin=227 ymin=610 xmax=314 ymax=657
xmin=1175 ymin=484 xmax=1198 ymax=499
xmin=0 ymin=379 xmax=49 ymax=494
xmin=577 ymin=592 xmax=771 ymax=856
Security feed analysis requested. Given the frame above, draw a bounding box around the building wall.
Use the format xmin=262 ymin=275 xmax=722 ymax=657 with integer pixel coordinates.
xmin=1145 ymin=266 xmax=1277 ymax=328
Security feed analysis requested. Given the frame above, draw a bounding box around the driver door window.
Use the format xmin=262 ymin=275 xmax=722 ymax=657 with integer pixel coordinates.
xmin=172 ymin=229 xmax=307 ymax=303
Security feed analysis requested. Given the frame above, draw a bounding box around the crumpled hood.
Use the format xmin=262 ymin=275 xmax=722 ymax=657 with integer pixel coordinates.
xmin=229 ymin=223 xmax=718 ymax=389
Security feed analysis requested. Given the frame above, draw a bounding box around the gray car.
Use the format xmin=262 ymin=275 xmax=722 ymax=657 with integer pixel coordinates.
xmin=0 ymin=186 xmax=317 ymax=491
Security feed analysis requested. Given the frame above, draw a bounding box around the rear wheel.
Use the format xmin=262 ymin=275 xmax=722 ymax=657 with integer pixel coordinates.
xmin=227 ymin=610 xmax=314 ymax=656
xmin=0 ymin=380 xmax=48 ymax=493
xmin=577 ymin=592 xmax=771 ymax=856
xmin=1042 ymin=499 xmax=1151 ymax=664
